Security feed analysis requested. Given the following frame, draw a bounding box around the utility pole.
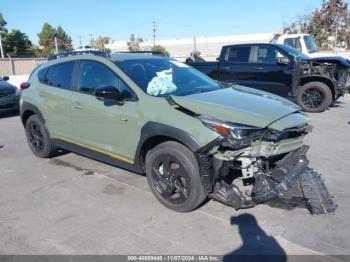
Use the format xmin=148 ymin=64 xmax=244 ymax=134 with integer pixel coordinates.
xmin=152 ymin=21 xmax=157 ymax=47
xmin=89 ymin=34 xmax=94 ymax=48
xmin=54 ymin=36 xmax=59 ymax=54
xmin=78 ymin=35 xmax=83 ymax=48
xmin=0 ymin=31 xmax=4 ymax=59
xmin=51 ymin=29 xmax=59 ymax=54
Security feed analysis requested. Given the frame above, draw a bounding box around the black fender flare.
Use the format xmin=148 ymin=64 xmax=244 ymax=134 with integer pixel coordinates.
xmin=20 ymin=102 xmax=46 ymax=126
xmin=133 ymin=122 xmax=203 ymax=168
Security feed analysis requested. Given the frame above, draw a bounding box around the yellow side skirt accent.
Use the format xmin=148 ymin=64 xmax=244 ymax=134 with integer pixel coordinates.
xmin=52 ymin=136 xmax=134 ymax=165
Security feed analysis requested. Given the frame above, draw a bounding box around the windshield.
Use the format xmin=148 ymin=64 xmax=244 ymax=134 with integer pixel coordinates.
xmin=279 ymin=44 xmax=309 ymax=60
xmin=304 ymin=36 xmax=319 ymax=53
xmin=116 ymin=58 xmax=221 ymax=97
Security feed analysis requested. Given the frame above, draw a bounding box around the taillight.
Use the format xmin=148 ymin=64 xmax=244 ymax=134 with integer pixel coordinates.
xmin=20 ymin=82 xmax=30 ymax=89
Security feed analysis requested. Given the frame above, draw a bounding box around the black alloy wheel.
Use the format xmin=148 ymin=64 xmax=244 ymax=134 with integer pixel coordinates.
xmin=296 ymin=82 xmax=332 ymax=113
xmin=301 ymin=88 xmax=324 ymax=109
xmin=25 ymin=114 xmax=57 ymax=158
xmin=28 ymin=121 xmax=44 ymax=153
xmin=145 ymin=141 xmax=206 ymax=212
xmin=151 ymin=154 xmax=191 ymax=204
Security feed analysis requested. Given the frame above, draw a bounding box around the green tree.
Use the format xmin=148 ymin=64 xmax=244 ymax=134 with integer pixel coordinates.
xmin=37 ymin=23 xmax=54 ymax=55
xmin=0 ymin=12 xmax=7 ymax=33
xmin=127 ymin=34 xmax=143 ymax=51
xmin=2 ymin=29 xmax=33 ymax=57
xmin=151 ymin=45 xmax=169 ymax=56
xmin=56 ymin=25 xmax=73 ymax=51
xmin=289 ymin=0 xmax=350 ymax=49
xmin=93 ymin=36 xmax=110 ymax=51
xmin=37 ymin=23 xmax=73 ymax=55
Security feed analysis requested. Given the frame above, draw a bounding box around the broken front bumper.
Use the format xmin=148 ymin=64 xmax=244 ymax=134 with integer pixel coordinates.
xmin=252 ymin=145 xmax=309 ymax=204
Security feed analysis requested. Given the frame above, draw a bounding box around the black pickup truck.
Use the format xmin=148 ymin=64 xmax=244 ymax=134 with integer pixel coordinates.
xmin=186 ymin=43 xmax=350 ymax=112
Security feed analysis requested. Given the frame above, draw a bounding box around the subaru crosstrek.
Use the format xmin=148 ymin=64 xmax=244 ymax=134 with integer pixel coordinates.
xmin=20 ymin=51 xmax=335 ymax=214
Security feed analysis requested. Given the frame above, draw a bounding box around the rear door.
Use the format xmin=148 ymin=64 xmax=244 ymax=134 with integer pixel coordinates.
xmin=248 ymin=45 xmax=293 ymax=97
xmin=36 ymin=61 xmax=75 ymax=138
xmin=217 ymin=45 xmax=257 ymax=87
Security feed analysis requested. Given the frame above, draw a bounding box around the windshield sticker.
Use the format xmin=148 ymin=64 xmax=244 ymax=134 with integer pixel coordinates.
xmin=170 ymin=60 xmax=190 ymax=68
xmin=147 ymin=69 xmax=178 ymax=96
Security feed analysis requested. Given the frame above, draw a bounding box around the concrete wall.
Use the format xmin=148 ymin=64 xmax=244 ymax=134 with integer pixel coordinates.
xmin=0 ymin=58 xmax=46 ymax=76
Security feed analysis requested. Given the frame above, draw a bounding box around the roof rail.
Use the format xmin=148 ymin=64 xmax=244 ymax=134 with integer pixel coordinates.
xmin=113 ymin=51 xmax=167 ymax=56
xmin=48 ymin=50 xmax=110 ymax=61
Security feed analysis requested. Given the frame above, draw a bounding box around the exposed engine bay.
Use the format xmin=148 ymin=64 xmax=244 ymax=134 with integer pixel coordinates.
xmin=196 ymin=118 xmax=336 ymax=214
xmin=301 ymin=59 xmax=350 ymax=97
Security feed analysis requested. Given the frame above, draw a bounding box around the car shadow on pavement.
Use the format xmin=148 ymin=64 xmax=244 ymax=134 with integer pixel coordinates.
xmin=329 ymin=100 xmax=345 ymax=109
xmin=223 ymin=214 xmax=286 ymax=262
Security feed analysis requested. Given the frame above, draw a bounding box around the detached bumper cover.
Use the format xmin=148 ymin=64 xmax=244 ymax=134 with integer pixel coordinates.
xmin=252 ymin=145 xmax=309 ymax=204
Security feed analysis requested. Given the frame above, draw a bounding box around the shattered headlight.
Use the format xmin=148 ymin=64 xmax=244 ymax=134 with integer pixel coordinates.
xmin=198 ymin=116 xmax=264 ymax=149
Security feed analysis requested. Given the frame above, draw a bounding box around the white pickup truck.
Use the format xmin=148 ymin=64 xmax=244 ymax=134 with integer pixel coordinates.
xmin=271 ymin=33 xmax=344 ymax=58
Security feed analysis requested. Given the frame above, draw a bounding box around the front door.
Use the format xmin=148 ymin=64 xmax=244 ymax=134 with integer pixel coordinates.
xmin=70 ymin=60 xmax=139 ymax=162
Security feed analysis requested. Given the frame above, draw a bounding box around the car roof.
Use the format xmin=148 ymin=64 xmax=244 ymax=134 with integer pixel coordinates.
xmin=109 ymin=53 xmax=167 ymax=62
xmin=223 ymin=43 xmax=279 ymax=48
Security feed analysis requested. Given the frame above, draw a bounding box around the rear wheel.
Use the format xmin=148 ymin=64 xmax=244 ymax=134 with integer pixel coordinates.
xmin=145 ymin=141 xmax=207 ymax=212
xmin=296 ymin=82 xmax=332 ymax=113
xmin=25 ymin=115 xmax=56 ymax=158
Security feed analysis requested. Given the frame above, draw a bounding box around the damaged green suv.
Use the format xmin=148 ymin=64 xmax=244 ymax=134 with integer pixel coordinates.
xmin=20 ymin=51 xmax=336 ymax=214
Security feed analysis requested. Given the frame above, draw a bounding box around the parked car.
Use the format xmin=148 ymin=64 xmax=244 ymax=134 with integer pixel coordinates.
xmin=0 ymin=76 xmax=20 ymax=113
xmin=187 ymin=43 xmax=349 ymax=112
xmin=20 ymin=51 xmax=335 ymax=214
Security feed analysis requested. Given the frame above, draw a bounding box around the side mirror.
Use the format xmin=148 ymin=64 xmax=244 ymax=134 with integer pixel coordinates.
xmin=2 ymin=76 xmax=9 ymax=81
xmin=95 ymin=86 xmax=123 ymax=104
xmin=277 ymin=57 xmax=290 ymax=65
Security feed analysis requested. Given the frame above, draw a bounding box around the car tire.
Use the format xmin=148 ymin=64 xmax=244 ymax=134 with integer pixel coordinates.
xmin=145 ymin=141 xmax=207 ymax=212
xmin=25 ymin=114 xmax=57 ymax=158
xmin=296 ymin=82 xmax=332 ymax=113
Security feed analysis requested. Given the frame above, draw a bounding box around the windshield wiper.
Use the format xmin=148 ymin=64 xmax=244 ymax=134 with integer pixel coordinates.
xmin=189 ymin=88 xmax=218 ymax=94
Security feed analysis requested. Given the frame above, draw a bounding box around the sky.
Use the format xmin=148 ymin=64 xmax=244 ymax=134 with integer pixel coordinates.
xmin=0 ymin=0 xmax=344 ymax=47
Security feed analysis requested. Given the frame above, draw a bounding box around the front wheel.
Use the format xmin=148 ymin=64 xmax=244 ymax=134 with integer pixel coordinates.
xmin=296 ymin=82 xmax=332 ymax=113
xmin=145 ymin=141 xmax=207 ymax=212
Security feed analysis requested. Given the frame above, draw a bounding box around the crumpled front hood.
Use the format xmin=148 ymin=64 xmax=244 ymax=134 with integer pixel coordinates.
xmin=310 ymin=56 xmax=350 ymax=68
xmin=171 ymin=86 xmax=304 ymax=130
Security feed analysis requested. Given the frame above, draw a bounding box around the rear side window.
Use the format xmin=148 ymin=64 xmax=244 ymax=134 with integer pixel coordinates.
xmin=43 ymin=61 xmax=75 ymax=90
xmin=226 ymin=46 xmax=251 ymax=63
xmin=283 ymin=38 xmax=302 ymax=51
xmin=38 ymin=68 xmax=47 ymax=83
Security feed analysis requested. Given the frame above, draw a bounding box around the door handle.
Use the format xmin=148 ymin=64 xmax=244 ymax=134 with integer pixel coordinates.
xmin=255 ymin=67 xmax=264 ymax=70
xmin=72 ymin=101 xmax=82 ymax=110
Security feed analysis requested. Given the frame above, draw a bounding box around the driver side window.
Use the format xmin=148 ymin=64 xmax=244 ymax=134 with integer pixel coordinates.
xmin=78 ymin=60 xmax=135 ymax=99
xmin=78 ymin=61 xmax=118 ymax=95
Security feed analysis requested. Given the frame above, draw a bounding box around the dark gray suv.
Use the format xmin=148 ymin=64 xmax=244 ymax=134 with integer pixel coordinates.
xmin=0 ymin=76 xmax=20 ymax=113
